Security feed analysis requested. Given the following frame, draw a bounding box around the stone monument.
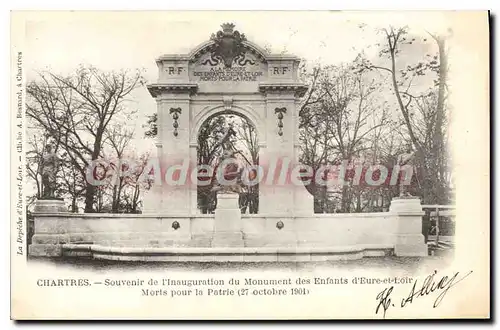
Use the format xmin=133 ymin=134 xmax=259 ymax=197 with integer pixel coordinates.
xmin=143 ymin=22 xmax=314 ymax=216
xmin=390 ymin=144 xmax=427 ymax=256
xmin=34 ymin=144 xmax=66 ymax=213
xmin=28 ymin=22 xmax=429 ymax=260
xmin=211 ymin=150 xmax=245 ymax=247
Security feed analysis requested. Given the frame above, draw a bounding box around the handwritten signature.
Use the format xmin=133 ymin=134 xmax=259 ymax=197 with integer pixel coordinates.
xmin=375 ymin=270 xmax=473 ymax=318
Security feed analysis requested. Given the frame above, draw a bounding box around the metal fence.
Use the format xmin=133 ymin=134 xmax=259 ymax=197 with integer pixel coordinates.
xmin=421 ymin=204 xmax=456 ymax=253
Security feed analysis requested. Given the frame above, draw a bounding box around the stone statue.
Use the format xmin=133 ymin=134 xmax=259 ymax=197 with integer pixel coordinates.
xmin=40 ymin=144 xmax=60 ymax=199
xmin=397 ymin=144 xmax=416 ymax=198
xmin=211 ymin=149 xmax=244 ymax=195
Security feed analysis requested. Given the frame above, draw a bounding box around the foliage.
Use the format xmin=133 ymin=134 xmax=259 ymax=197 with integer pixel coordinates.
xmin=26 ymin=65 xmax=146 ymax=213
xmin=25 ymin=25 xmax=452 ymax=214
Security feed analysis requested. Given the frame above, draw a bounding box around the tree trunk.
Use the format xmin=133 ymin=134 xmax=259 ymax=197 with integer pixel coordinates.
xmin=84 ymin=130 xmax=103 ymax=213
xmin=111 ymin=184 xmax=118 ymax=213
xmin=432 ymin=36 xmax=448 ymax=204
xmin=84 ymin=185 xmax=96 ymax=213
xmin=132 ymin=184 xmax=140 ymax=213
xmin=356 ymin=192 xmax=361 ymax=212
xmin=71 ymin=197 xmax=77 ymax=213
xmin=112 ymin=181 xmax=124 ymax=213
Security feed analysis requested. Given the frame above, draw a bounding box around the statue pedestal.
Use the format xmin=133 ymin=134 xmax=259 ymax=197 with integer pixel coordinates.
xmin=390 ymin=197 xmax=428 ymax=257
xmin=29 ymin=199 xmax=67 ymax=258
xmin=33 ymin=199 xmax=67 ymax=213
xmin=212 ymin=193 xmax=244 ymax=247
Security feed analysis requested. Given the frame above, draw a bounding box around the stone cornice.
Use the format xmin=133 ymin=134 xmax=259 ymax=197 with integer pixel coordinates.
xmin=156 ymin=43 xmax=301 ymax=64
xmin=147 ymin=83 xmax=198 ymax=97
xmin=258 ymin=83 xmax=308 ymax=98
xmin=266 ymin=54 xmax=302 ymax=62
xmin=155 ymin=55 xmax=190 ymax=63
xmin=188 ymin=40 xmax=268 ymax=63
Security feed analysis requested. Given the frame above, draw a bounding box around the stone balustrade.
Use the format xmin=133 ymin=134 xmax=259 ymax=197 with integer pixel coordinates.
xmin=29 ymin=197 xmax=427 ymax=261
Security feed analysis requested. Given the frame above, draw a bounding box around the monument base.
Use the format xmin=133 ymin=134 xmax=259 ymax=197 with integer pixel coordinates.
xmin=30 ymin=199 xmax=67 ymax=257
xmin=212 ymin=233 xmax=245 ymax=248
xmin=28 ymin=196 xmax=431 ymax=259
xmin=293 ymin=185 xmax=314 ymax=216
xmin=58 ymin=244 xmax=394 ymax=262
xmin=389 ymin=196 xmax=423 ymax=213
xmin=395 ymin=243 xmax=429 ymax=257
xmin=34 ymin=199 xmax=67 ymax=213
xmin=213 ymin=193 xmax=244 ymax=247
xmin=29 ymin=244 xmax=62 ymax=257
xmin=390 ymin=197 xmax=428 ymax=257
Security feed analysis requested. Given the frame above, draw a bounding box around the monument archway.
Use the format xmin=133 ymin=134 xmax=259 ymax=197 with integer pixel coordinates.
xmin=195 ymin=109 xmax=260 ymax=214
xmin=143 ymin=22 xmax=313 ymax=216
xmin=29 ymin=23 xmax=428 ymax=260
xmin=191 ymin=104 xmax=264 ymax=145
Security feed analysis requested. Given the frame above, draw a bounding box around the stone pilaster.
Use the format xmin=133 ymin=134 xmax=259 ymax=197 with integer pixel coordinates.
xmin=390 ymin=197 xmax=428 ymax=257
xmin=258 ymin=86 xmax=313 ymax=216
xmin=292 ymin=98 xmax=313 ymax=216
xmin=33 ymin=199 xmax=67 ymax=213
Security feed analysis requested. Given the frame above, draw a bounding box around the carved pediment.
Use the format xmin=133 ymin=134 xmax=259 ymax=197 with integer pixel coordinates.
xmin=201 ymin=50 xmax=258 ymax=67
xmin=209 ymin=23 xmax=246 ymax=68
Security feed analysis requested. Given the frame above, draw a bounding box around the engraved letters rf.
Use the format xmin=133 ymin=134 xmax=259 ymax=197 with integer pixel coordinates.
xmin=275 ymin=107 xmax=287 ymax=136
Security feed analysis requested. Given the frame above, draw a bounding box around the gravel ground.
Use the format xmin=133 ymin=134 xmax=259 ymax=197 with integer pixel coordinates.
xmin=30 ymin=250 xmax=453 ymax=273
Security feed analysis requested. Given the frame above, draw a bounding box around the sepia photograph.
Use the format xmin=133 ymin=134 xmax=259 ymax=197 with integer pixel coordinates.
xmin=10 ymin=10 xmax=490 ymax=320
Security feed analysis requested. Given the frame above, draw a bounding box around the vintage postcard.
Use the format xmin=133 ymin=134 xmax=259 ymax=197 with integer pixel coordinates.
xmin=10 ymin=11 xmax=490 ymax=319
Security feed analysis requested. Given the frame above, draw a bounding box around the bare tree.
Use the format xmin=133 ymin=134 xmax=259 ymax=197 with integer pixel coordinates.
xmin=104 ymin=125 xmax=134 ymax=213
xmin=26 ymin=133 xmax=47 ymax=199
xmin=299 ymin=61 xmax=390 ymax=212
xmin=26 ymin=66 xmax=144 ymax=212
xmin=360 ymin=26 xmax=450 ymax=203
